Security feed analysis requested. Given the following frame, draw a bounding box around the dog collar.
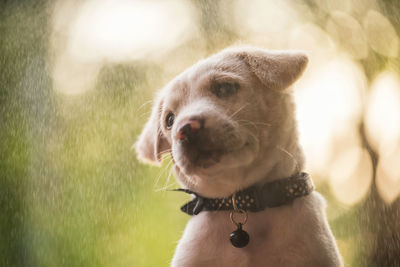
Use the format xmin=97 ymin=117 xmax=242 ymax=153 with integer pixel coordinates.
xmin=173 ymin=172 xmax=314 ymax=216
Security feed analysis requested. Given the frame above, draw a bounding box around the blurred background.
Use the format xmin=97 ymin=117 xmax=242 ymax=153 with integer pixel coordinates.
xmin=1 ymin=0 xmax=400 ymax=266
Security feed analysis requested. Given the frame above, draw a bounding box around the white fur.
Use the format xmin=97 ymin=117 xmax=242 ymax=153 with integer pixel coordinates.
xmin=136 ymin=47 xmax=343 ymax=266
xmin=173 ymin=192 xmax=340 ymax=267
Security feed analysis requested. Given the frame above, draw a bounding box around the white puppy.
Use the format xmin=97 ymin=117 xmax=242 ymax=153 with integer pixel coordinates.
xmin=136 ymin=47 xmax=342 ymax=267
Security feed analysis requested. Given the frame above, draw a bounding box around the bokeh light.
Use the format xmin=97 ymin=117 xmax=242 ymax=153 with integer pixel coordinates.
xmin=295 ymin=57 xmax=366 ymax=176
xmin=363 ymin=10 xmax=399 ymax=57
xmin=366 ymin=72 xmax=400 ymax=203
xmin=52 ymin=0 xmax=196 ymax=95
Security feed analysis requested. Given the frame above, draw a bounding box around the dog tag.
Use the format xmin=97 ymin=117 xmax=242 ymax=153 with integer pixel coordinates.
xmin=230 ymin=223 xmax=249 ymax=248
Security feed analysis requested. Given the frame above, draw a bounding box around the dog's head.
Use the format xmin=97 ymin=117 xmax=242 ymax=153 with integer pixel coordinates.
xmin=135 ymin=47 xmax=308 ymax=197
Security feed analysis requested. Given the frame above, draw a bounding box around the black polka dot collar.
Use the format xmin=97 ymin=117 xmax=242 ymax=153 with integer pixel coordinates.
xmin=173 ymin=172 xmax=314 ymax=216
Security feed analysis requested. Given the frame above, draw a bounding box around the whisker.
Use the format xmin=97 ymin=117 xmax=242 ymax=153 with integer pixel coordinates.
xmin=136 ymin=100 xmax=153 ymax=112
xmin=249 ymin=121 xmax=272 ymax=127
xmin=237 ymin=120 xmax=272 ymax=128
xmin=154 ymin=158 xmax=174 ymax=189
xmin=274 ymin=146 xmax=300 ymax=173
xmin=236 ymin=120 xmax=259 ymax=130
xmin=155 ymin=167 xmax=178 ymax=193
xmin=156 ymin=148 xmax=172 ymax=160
xmin=156 ymin=161 xmax=174 ymax=189
xmin=155 ymin=182 xmax=178 ymax=193
xmin=229 ymin=103 xmax=250 ymax=119
xmin=138 ymin=110 xmax=152 ymax=119
xmin=161 ymin=167 xmax=177 ymax=193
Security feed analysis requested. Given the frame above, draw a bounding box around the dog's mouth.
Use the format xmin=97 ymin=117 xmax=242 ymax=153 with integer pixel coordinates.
xmin=180 ymin=141 xmax=243 ymax=168
xmin=174 ymin=133 xmax=254 ymax=174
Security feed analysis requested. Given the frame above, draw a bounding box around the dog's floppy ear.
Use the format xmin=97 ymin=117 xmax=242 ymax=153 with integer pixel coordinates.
xmin=135 ymin=96 xmax=170 ymax=165
xmin=239 ymin=48 xmax=308 ymax=90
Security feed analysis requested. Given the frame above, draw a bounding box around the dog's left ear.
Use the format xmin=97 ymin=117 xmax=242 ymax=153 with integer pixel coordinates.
xmin=134 ymin=96 xmax=170 ymax=165
xmin=239 ymin=49 xmax=308 ymax=90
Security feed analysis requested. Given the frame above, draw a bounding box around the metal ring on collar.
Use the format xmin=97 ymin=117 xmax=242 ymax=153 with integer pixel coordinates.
xmin=230 ymin=209 xmax=248 ymax=227
xmin=230 ymin=193 xmax=248 ymax=226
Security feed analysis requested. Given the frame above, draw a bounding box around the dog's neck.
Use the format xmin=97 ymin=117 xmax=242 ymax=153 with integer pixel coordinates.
xmin=245 ymin=132 xmax=304 ymax=188
xmin=235 ymin=96 xmax=305 ymax=194
xmin=264 ymin=127 xmax=305 ymax=182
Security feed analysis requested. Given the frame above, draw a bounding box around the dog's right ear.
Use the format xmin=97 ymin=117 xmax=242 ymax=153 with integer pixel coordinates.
xmin=237 ymin=48 xmax=308 ymax=91
xmin=135 ymin=96 xmax=169 ymax=165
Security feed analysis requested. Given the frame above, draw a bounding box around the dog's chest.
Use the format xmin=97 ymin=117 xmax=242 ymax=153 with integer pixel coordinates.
xmin=171 ymin=206 xmax=309 ymax=267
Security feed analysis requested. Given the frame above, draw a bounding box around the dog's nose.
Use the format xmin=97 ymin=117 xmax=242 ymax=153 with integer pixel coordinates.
xmin=177 ymin=117 xmax=204 ymax=141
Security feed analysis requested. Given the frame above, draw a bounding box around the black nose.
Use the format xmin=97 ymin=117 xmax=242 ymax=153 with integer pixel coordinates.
xmin=177 ymin=117 xmax=204 ymax=141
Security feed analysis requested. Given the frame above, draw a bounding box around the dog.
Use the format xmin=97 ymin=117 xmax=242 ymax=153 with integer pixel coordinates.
xmin=135 ymin=47 xmax=342 ymax=266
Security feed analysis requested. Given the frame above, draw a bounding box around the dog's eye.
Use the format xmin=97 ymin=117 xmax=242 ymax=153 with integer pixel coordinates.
xmin=165 ymin=112 xmax=175 ymax=129
xmin=212 ymin=82 xmax=239 ymax=98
